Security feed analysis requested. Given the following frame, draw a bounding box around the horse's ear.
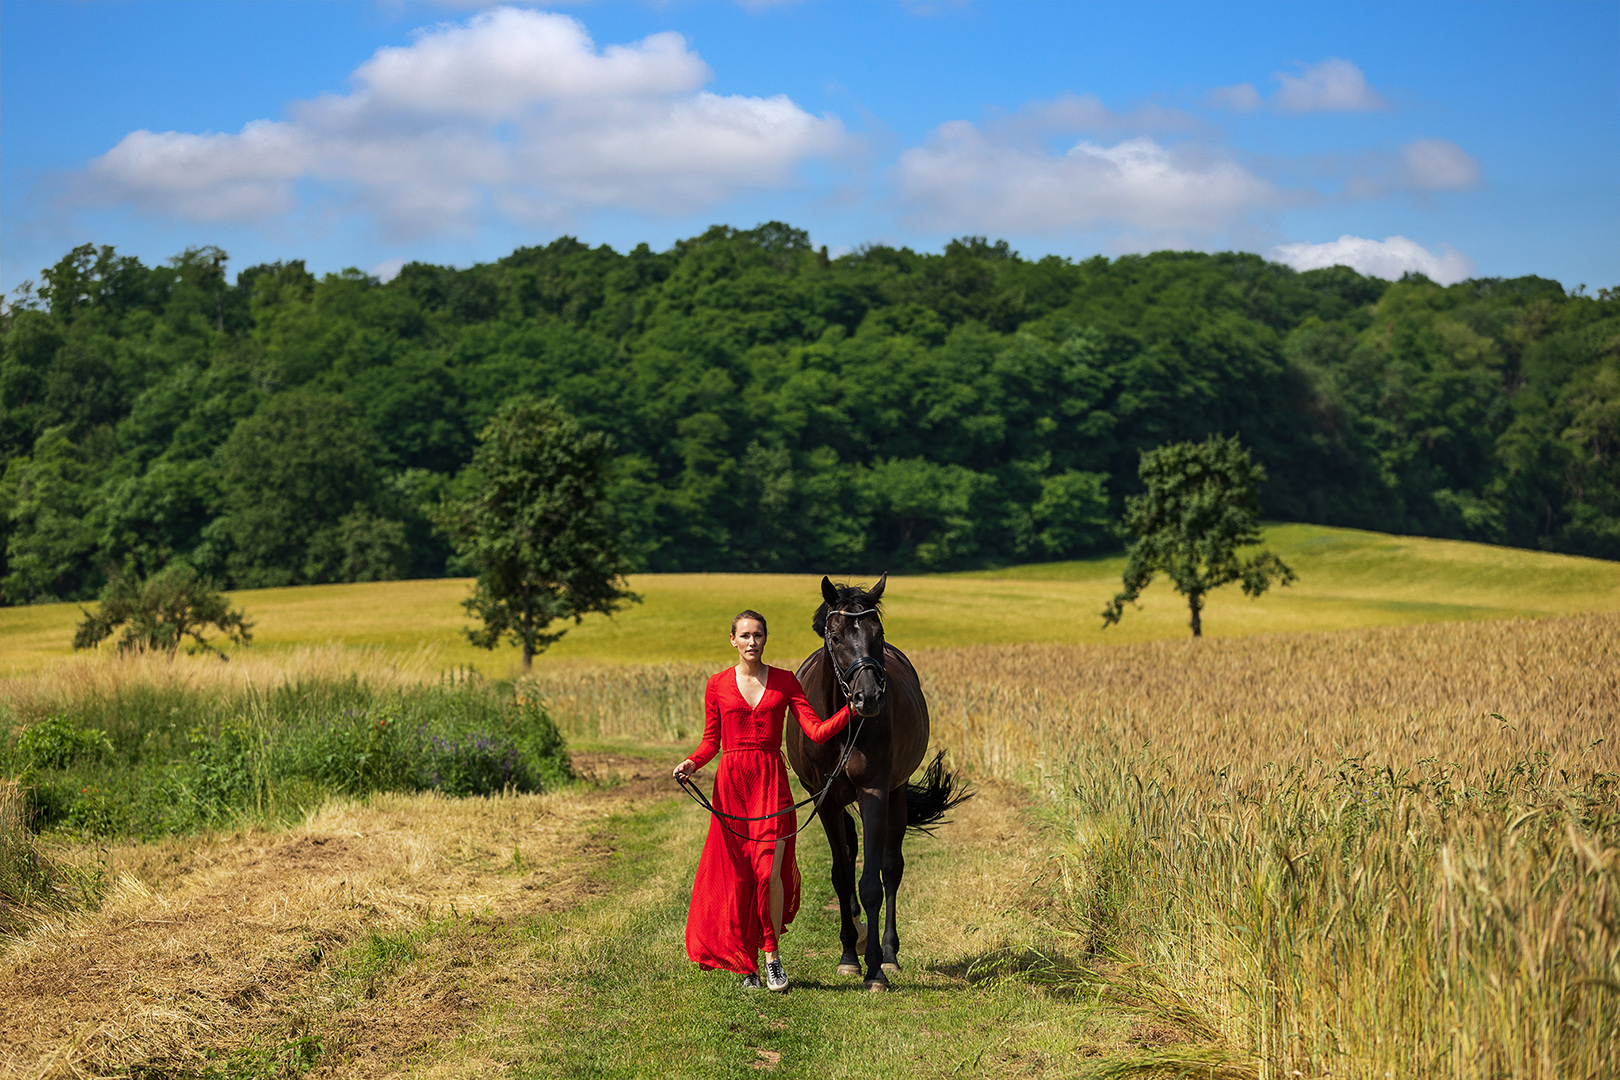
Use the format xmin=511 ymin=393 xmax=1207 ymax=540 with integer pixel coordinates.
xmin=868 ymin=572 xmax=887 ymax=603
xmin=821 ymin=576 xmax=840 ymax=605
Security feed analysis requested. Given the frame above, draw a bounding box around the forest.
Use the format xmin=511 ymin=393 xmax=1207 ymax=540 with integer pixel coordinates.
xmin=1 ymin=222 xmax=1616 ymax=604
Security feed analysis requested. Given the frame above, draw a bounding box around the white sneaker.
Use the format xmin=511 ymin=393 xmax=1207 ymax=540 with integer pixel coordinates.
xmin=764 ymin=956 xmax=788 ymax=992
xmin=741 ymin=973 xmax=762 ymax=990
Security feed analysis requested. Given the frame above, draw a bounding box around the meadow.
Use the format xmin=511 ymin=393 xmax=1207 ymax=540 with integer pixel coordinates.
xmin=4 ymin=524 xmax=1619 ymax=679
xmin=2 ymin=524 xmax=1617 ymax=1078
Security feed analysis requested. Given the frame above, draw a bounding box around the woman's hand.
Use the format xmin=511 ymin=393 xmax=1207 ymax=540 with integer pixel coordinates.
xmin=672 ymin=758 xmax=697 ymax=781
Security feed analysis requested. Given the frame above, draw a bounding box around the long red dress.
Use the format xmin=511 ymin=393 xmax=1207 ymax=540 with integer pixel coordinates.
xmin=684 ymin=665 xmax=850 ymax=974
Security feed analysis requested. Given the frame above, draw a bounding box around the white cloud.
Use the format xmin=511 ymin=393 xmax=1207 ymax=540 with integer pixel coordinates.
xmin=1210 ymin=59 xmax=1385 ymax=114
xmin=1271 ymin=235 xmax=1475 ymax=284
xmin=75 ymin=7 xmax=846 ymax=236
xmin=351 ymin=12 xmax=708 ymax=119
xmin=1274 ymin=58 xmax=1385 ymax=113
xmin=86 ymin=121 xmax=309 ymax=221
xmin=1007 ymin=92 xmax=1199 ymax=135
xmin=1206 ymin=83 xmax=1262 ymax=112
xmin=1401 ymin=138 xmax=1480 ymax=191
xmin=369 ymin=257 xmax=408 ymax=283
xmin=1337 ymin=139 xmax=1482 ymax=199
xmin=895 ymin=117 xmax=1277 ymax=236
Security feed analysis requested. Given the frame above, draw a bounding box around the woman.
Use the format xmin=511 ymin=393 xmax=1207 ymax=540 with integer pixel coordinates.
xmin=672 ymin=609 xmax=851 ymax=992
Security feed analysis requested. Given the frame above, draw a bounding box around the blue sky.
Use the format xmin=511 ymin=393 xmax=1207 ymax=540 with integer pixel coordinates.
xmin=3 ymin=1 xmax=1616 ymax=295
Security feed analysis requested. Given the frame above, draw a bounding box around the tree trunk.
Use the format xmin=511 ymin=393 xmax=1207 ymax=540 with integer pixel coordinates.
xmin=521 ymin=639 xmax=534 ymax=671
xmin=1188 ymin=592 xmax=1203 ymax=637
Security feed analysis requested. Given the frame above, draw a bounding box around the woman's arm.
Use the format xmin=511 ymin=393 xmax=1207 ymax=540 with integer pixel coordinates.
xmin=785 ymin=675 xmax=851 ymax=744
xmin=682 ymin=677 xmax=724 ymax=771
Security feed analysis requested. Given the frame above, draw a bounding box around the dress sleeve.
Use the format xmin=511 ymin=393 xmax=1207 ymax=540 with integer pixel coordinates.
xmin=689 ymin=675 xmax=724 ymax=769
xmin=784 ymin=673 xmax=851 ymax=744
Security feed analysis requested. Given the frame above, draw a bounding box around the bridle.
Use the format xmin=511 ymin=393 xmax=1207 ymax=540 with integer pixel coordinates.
xmin=823 ymin=606 xmax=888 ymax=706
xmin=672 ymin=603 xmax=888 ymax=846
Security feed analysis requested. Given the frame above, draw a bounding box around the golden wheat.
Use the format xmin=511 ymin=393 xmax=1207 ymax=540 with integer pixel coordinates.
xmin=916 ymin=614 xmax=1619 ymax=1080
xmin=921 ymin=612 xmax=1620 ymax=784
xmin=0 ymin=644 xmax=452 ymax=728
xmin=518 ymin=614 xmax=1619 ymax=1078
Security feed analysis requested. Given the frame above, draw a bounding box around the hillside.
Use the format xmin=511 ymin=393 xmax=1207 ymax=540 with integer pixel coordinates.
xmin=5 ymin=524 xmax=1616 ymax=677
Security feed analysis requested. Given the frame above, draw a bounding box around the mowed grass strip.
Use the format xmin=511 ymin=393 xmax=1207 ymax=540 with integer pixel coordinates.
xmin=4 ymin=524 xmax=1618 ymax=678
xmin=3 ymin=758 xmax=1171 ymax=1080
xmin=0 ymin=757 xmax=676 ymax=1080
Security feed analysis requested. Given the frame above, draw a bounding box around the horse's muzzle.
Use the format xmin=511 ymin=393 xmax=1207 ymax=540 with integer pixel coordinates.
xmin=850 ymin=676 xmax=887 ymax=717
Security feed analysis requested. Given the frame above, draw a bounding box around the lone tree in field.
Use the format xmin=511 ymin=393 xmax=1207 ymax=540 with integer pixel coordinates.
xmin=445 ymin=398 xmax=639 ymax=671
xmin=1102 ymin=435 xmax=1296 ymax=637
xmin=74 ymin=563 xmax=253 ymax=658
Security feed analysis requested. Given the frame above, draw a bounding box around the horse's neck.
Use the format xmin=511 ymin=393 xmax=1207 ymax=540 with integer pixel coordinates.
xmin=820 ymin=647 xmax=846 ymax=709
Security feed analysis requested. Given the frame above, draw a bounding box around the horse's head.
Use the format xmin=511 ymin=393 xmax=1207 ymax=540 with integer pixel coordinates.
xmin=812 ymin=573 xmax=888 ymax=717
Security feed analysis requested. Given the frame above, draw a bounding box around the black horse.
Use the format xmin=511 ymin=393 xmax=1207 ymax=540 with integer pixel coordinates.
xmin=784 ymin=574 xmax=968 ymax=991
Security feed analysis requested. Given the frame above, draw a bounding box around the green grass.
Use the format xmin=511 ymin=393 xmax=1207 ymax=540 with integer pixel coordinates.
xmin=3 ymin=524 xmax=1616 ymax=677
xmin=434 ymin=782 xmax=1156 ymax=1079
xmin=1 ymin=678 xmax=573 ymax=840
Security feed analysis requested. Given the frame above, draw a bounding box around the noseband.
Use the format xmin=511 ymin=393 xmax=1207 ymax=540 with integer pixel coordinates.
xmin=824 ymin=606 xmax=888 ymax=704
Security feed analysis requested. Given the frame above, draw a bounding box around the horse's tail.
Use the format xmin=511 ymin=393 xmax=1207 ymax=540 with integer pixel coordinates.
xmin=905 ymin=750 xmax=972 ymax=835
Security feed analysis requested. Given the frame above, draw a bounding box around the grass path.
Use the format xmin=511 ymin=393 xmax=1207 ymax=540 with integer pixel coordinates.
xmin=452 ymin=768 xmax=1127 ymax=1080
xmin=6 ymin=754 xmax=1163 ymax=1080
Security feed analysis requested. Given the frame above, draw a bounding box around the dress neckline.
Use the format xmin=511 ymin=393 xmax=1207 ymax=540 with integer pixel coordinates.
xmin=733 ymin=665 xmax=771 ymax=709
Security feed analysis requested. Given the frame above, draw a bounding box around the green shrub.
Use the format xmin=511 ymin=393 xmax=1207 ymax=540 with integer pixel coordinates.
xmin=74 ymin=563 xmax=253 ymax=659
xmin=2 ymin=678 xmax=575 ymax=840
xmin=285 ymin=707 xmax=417 ymax=796
xmin=14 ymin=715 xmax=113 ymax=771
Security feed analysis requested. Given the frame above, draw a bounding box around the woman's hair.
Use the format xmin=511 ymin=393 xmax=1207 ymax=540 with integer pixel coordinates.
xmin=730 ymin=609 xmax=767 ymax=636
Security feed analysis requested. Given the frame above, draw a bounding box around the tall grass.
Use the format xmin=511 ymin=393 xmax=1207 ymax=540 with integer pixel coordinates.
xmin=1 ymin=781 xmax=72 ymax=936
xmin=521 ymin=663 xmax=711 ymax=743
xmin=0 ymin=657 xmax=571 ymax=843
xmin=925 ymin=614 xmax=1620 ymax=1079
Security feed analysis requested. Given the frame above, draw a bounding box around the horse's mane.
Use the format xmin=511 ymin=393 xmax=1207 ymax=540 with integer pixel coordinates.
xmin=811 ymin=581 xmax=885 ymax=637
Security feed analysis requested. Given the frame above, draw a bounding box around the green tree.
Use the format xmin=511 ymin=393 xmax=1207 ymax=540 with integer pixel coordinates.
xmin=214 ymin=391 xmax=386 ymax=587
xmin=445 ymin=398 xmax=640 ymax=670
xmin=73 ymin=563 xmax=253 ymax=658
xmin=0 ymin=427 xmax=100 ymax=603
xmin=1103 ymin=435 xmax=1296 ymax=637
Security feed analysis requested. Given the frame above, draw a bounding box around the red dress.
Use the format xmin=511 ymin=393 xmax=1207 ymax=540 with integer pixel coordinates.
xmin=684 ymin=666 xmax=850 ymax=974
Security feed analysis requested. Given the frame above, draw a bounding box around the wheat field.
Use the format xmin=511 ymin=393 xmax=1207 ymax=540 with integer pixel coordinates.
xmin=3 ymin=535 xmax=1617 ymax=1077
xmin=517 ymin=613 xmax=1620 ymax=1079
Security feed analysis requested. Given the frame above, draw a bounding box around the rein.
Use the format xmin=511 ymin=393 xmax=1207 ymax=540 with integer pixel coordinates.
xmin=675 ymin=712 xmax=866 ymax=845
xmin=675 ymin=606 xmax=887 ymax=846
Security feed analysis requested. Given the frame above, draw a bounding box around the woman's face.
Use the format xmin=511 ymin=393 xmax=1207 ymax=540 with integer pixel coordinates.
xmin=730 ymin=618 xmax=766 ymax=664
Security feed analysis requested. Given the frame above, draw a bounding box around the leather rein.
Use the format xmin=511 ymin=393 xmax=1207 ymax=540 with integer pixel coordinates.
xmin=674 ymin=606 xmax=887 ymax=845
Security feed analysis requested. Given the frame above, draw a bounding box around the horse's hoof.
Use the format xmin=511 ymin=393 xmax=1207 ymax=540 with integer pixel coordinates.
xmin=865 ymin=978 xmax=889 ymax=993
xmin=837 ymin=963 xmax=861 ymax=976
xmin=881 ymin=962 xmax=901 ymax=974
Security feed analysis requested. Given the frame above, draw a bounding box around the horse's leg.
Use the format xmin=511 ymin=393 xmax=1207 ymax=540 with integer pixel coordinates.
xmin=856 ymin=785 xmax=891 ymax=989
xmin=879 ymin=785 xmax=907 ymax=973
xmin=843 ymin=810 xmax=865 ymax=952
xmin=819 ymin=805 xmax=860 ymax=976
